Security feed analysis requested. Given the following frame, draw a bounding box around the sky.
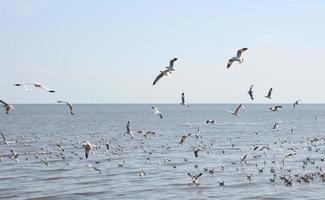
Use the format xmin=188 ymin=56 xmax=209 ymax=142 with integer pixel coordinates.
xmin=1 ymin=0 xmax=325 ymax=104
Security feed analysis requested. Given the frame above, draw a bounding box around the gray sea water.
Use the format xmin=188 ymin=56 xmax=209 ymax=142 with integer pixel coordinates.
xmin=1 ymin=104 xmax=325 ymax=200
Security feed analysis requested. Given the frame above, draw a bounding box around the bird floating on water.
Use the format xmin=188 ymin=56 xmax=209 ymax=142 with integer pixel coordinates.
xmin=227 ymin=48 xmax=248 ymax=69
xmin=187 ymin=172 xmax=203 ymax=186
xmin=83 ymin=141 xmax=93 ymax=159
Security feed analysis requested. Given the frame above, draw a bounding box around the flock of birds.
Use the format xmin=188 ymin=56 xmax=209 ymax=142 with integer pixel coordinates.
xmin=1 ymin=47 xmax=325 ymax=193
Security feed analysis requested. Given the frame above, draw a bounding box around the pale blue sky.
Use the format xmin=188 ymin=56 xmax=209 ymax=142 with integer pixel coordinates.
xmin=1 ymin=0 xmax=325 ymax=103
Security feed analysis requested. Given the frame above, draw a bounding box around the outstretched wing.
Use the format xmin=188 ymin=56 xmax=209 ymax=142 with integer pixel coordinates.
xmin=153 ymin=72 xmax=164 ymax=85
xmin=236 ymin=48 xmax=248 ymax=58
xmin=181 ymin=93 xmax=185 ymax=104
xmin=227 ymin=58 xmax=236 ymax=68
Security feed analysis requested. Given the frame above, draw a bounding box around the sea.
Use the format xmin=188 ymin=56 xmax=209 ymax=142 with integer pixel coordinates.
xmin=1 ymin=104 xmax=325 ymax=200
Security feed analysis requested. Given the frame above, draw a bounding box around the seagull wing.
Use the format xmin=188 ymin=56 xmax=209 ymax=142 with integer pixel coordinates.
xmin=153 ymin=71 xmax=165 ymax=85
xmin=181 ymin=93 xmax=185 ymax=104
xmin=227 ymin=58 xmax=236 ymax=68
xmin=236 ymin=48 xmax=248 ymax=58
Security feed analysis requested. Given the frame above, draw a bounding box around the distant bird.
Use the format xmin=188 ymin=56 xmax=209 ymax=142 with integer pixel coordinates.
xmin=270 ymin=105 xmax=282 ymax=112
xmin=273 ymin=121 xmax=283 ymax=129
xmin=265 ymin=88 xmax=273 ymax=99
xmin=166 ymin=58 xmax=178 ymax=72
xmin=248 ymin=84 xmax=254 ymax=100
xmin=1 ymin=132 xmax=8 ymax=144
xmin=0 ymin=100 xmax=14 ymax=114
xmin=187 ymin=172 xmax=203 ymax=185
xmin=180 ymin=133 xmax=192 ymax=144
xmin=138 ymin=130 xmax=156 ymax=138
xmin=193 ymin=148 xmax=200 ymax=157
xmin=10 ymin=149 xmax=19 ymax=159
xmin=83 ymin=141 xmax=93 ymax=159
xmin=227 ymin=48 xmax=248 ymax=68
xmin=206 ymin=120 xmax=215 ymax=124
xmin=152 ymin=107 xmax=163 ymax=119
xmin=293 ymin=99 xmax=301 ymax=109
xmin=126 ymin=121 xmax=134 ymax=138
xmin=57 ymin=101 xmax=74 ymax=115
xmin=229 ymin=104 xmax=246 ymax=116
xmin=14 ymin=82 xmax=55 ymax=93
xmin=180 ymin=93 xmax=189 ymax=107
xmin=240 ymin=154 xmax=247 ymax=163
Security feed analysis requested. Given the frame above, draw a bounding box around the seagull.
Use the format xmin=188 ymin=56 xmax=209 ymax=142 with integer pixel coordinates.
xmin=248 ymin=84 xmax=254 ymax=100
xmin=166 ymin=58 xmax=178 ymax=72
xmin=180 ymin=133 xmax=192 ymax=144
xmin=265 ymin=88 xmax=273 ymax=99
xmin=270 ymin=105 xmax=282 ymax=112
xmin=193 ymin=148 xmax=201 ymax=157
xmin=10 ymin=149 xmax=19 ymax=159
xmin=273 ymin=121 xmax=283 ymax=129
xmin=152 ymin=107 xmax=163 ymax=119
xmin=206 ymin=120 xmax=215 ymax=124
xmin=83 ymin=141 xmax=93 ymax=159
xmin=57 ymin=101 xmax=74 ymax=115
xmin=138 ymin=130 xmax=156 ymax=138
xmin=180 ymin=92 xmax=189 ymax=107
xmin=126 ymin=121 xmax=134 ymax=138
xmin=240 ymin=154 xmax=247 ymax=163
xmin=187 ymin=172 xmax=203 ymax=185
xmin=229 ymin=104 xmax=246 ymax=116
xmin=14 ymin=82 xmax=55 ymax=93
xmin=293 ymin=99 xmax=301 ymax=109
xmin=1 ymin=132 xmax=8 ymax=145
xmin=227 ymin=48 xmax=248 ymax=68
xmin=152 ymin=69 xmax=171 ymax=86
xmin=0 ymin=100 xmax=14 ymax=114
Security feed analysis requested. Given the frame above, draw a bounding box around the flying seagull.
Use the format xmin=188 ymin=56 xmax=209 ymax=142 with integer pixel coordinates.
xmin=152 ymin=107 xmax=163 ymax=119
xmin=14 ymin=82 xmax=55 ymax=93
xmin=126 ymin=121 xmax=134 ymax=138
xmin=229 ymin=104 xmax=246 ymax=116
xmin=227 ymin=48 xmax=248 ymax=68
xmin=152 ymin=69 xmax=171 ymax=86
xmin=273 ymin=121 xmax=283 ymax=130
xmin=293 ymin=99 xmax=301 ymax=109
xmin=166 ymin=58 xmax=178 ymax=72
xmin=138 ymin=130 xmax=156 ymax=138
xmin=57 ymin=101 xmax=74 ymax=115
xmin=0 ymin=100 xmax=14 ymax=114
xmin=83 ymin=141 xmax=93 ymax=159
xmin=187 ymin=172 xmax=203 ymax=186
xmin=270 ymin=105 xmax=282 ymax=112
xmin=1 ymin=132 xmax=8 ymax=144
xmin=265 ymin=88 xmax=273 ymax=99
xmin=248 ymin=84 xmax=254 ymax=100
xmin=180 ymin=92 xmax=189 ymax=107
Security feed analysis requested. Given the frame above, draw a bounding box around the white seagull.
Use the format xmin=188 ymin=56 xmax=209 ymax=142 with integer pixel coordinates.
xmin=227 ymin=48 xmax=248 ymax=68
xmin=180 ymin=92 xmax=189 ymax=107
xmin=248 ymin=84 xmax=254 ymax=100
xmin=57 ymin=101 xmax=74 ymax=115
xmin=138 ymin=130 xmax=156 ymax=138
xmin=166 ymin=58 xmax=178 ymax=72
xmin=293 ymin=99 xmax=301 ymax=109
xmin=0 ymin=100 xmax=14 ymax=114
xmin=270 ymin=105 xmax=282 ymax=112
xmin=14 ymin=82 xmax=55 ymax=93
xmin=229 ymin=104 xmax=247 ymax=116
xmin=265 ymin=88 xmax=273 ymax=99
xmin=152 ymin=107 xmax=163 ymax=119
